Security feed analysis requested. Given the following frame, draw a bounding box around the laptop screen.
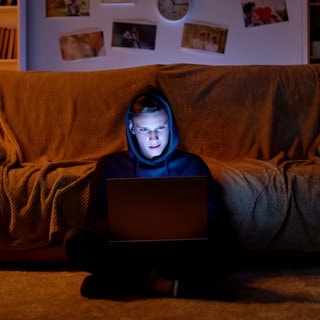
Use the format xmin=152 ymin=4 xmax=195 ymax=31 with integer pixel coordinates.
xmin=106 ymin=176 xmax=208 ymax=242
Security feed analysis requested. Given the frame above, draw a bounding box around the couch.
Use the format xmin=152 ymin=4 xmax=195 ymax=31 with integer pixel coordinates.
xmin=0 ymin=63 xmax=320 ymax=263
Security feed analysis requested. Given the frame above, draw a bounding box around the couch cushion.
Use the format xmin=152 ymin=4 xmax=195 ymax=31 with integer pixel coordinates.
xmin=275 ymin=161 xmax=320 ymax=251
xmin=204 ymin=156 xmax=320 ymax=251
xmin=204 ymin=157 xmax=286 ymax=250
xmin=1 ymin=64 xmax=320 ymax=163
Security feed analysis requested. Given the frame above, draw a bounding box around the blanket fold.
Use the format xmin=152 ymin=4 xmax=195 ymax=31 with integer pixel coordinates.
xmin=0 ymin=110 xmax=94 ymax=250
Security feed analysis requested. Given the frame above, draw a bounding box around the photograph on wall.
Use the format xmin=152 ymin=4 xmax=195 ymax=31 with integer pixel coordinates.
xmin=46 ymin=0 xmax=90 ymax=17
xmin=241 ymin=0 xmax=288 ymax=28
xmin=111 ymin=22 xmax=157 ymax=50
xmin=59 ymin=29 xmax=106 ymax=61
xmin=181 ymin=22 xmax=228 ymax=54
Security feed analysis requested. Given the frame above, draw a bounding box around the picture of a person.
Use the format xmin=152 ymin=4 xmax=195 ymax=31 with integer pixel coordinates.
xmin=67 ymin=0 xmax=81 ymax=16
xmin=112 ymin=22 xmax=157 ymax=50
xmin=46 ymin=0 xmax=89 ymax=17
xmin=242 ymin=0 xmax=287 ymax=28
xmin=181 ymin=22 xmax=227 ymax=54
xmin=242 ymin=2 xmax=262 ymax=27
xmin=205 ymin=34 xmax=219 ymax=52
xmin=122 ymin=25 xmax=141 ymax=48
xmin=192 ymin=30 xmax=207 ymax=50
xmin=60 ymin=35 xmax=85 ymax=61
xmin=86 ymin=31 xmax=106 ymax=57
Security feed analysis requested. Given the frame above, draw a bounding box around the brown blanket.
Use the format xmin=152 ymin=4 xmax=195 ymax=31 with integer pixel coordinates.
xmin=0 ymin=113 xmax=92 ymax=249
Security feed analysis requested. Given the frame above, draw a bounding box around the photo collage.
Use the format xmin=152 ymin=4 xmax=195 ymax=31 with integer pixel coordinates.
xmin=46 ymin=0 xmax=289 ymax=62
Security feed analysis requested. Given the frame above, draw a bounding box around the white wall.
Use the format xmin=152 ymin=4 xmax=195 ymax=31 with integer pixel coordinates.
xmin=27 ymin=0 xmax=308 ymax=71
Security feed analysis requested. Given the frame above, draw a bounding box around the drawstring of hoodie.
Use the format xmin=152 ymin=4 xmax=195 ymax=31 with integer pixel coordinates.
xmin=133 ymin=157 xmax=170 ymax=177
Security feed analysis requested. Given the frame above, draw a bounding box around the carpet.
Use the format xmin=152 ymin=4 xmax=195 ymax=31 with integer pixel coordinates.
xmin=1 ymin=265 xmax=320 ymax=320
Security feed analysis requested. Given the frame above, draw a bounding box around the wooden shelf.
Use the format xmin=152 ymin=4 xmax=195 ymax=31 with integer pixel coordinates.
xmin=0 ymin=2 xmax=26 ymax=70
xmin=308 ymin=1 xmax=320 ymax=63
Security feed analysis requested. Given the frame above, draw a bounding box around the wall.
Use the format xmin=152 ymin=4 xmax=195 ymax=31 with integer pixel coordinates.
xmin=27 ymin=0 xmax=308 ymax=71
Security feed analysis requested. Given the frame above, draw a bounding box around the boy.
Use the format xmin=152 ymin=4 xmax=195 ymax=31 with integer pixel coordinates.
xmin=64 ymin=85 xmax=236 ymax=300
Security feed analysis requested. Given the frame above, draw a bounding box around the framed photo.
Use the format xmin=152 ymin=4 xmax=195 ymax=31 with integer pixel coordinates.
xmin=46 ymin=0 xmax=90 ymax=17
xmin=181 ymin=22 xmax=228 ymax=54
xmin=59 ymin=29 xmax=106 ymax=61
xmin=111 ymin=22 xmax=157 ymax=50
xmin=241 ymin=0 xmax=288 ymax=28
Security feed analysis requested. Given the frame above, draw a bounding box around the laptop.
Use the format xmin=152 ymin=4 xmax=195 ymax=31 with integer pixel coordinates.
xmin=106 ymin=176 xmax=208 ymax=246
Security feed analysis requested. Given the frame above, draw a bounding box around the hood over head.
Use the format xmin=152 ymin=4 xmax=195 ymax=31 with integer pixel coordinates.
xmin=125 ymin=85 xmax=179 ymax=167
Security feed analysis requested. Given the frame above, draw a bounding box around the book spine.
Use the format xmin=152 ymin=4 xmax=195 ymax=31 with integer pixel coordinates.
xmin=0 ymin=0 xmax=17 ymax=5
xmin=0 ymin=27 xmax=9 ymax=59
xmin=0 ymin=27 xmax=5 ymax=53
xmin=0 ymin=27 xmax=16 ymax=59
xmin=13 ymin=27 xmax=17 ymax=59
xmin=6 ymin=28 xmax=15 ymax=59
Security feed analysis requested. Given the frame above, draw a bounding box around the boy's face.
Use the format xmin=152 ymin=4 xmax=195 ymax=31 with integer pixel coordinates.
xmin=129 ymin=109 xmax=169 ymax=159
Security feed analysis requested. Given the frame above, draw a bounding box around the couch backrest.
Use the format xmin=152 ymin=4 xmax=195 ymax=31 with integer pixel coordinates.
xmin=0 ymin=64 xmax=320 ymax=163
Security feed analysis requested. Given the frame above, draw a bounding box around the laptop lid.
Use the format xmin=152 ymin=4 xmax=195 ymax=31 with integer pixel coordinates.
xmin=106 ymin=176 xmax=208 ymax=242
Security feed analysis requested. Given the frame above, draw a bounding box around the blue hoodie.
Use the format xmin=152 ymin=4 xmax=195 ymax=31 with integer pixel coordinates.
xmin=85 ymin=86 xmax=222 ymax=232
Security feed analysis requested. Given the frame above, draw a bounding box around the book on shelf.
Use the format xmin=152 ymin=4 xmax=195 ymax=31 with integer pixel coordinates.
xmin=0 ymin=27 xmax=17 ymax=59
xmin=6 ymin=28 xmax=15 ymax=59
xmin=0 ymin=27 xmax=9 ymax=59
xmin=0 ymin=0 xmax=17 ymax=5
xmin=0 ymin=27 xmax=5 ymax=52
xmin=13 ymin=27 xmax=17 ymax=58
